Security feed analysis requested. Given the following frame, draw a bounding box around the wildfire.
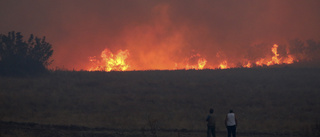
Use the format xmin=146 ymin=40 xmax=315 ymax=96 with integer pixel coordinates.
xmin=175 ymin=53 xmax=208 ymax=70
xmin=267 ymin=44 xmax=280 ymax=65
xmin=254 ymin=44 xmax=294 ymax=67
xmin=88 ymin=49 xmax=129 ymax=71
xmin=214 ymin=44 xmax=295 ymax=69
xmin=284 ymin=55 xmax=294 ymax=64
xmin=87 ymin=43 xmax=297 ymax=71
xmin=243 ymin=62 xmax=252 ymax=68
xmin=198 ymin=58 xmax=207 ymax=69
xmin=218 ymin=60 xmax=228 ymax=69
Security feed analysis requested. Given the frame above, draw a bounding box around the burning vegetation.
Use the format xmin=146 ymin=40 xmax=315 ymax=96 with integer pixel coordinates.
xmin=87 ymin=41 xmax=320 ymax=72
xmin=88 ymin=49 xmax=129 ymax=71
xmin=84 ymin=4 xmax=320 ymax=72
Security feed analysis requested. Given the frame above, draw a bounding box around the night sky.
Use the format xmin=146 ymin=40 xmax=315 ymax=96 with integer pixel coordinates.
xmin=1 ymin=0 xmax=320 ymax=70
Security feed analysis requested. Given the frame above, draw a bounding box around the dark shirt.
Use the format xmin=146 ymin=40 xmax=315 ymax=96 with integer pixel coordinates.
xmin=206 ymin=114 xmax=216 ymax=127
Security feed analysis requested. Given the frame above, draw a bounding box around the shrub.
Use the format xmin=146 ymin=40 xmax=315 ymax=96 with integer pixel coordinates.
xmin=0 ymin=31 xmax=53 ymax=76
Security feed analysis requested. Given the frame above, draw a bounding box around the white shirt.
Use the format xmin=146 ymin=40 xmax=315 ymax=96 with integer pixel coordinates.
xmin=226 ymin=113 xmax=236 ymax=126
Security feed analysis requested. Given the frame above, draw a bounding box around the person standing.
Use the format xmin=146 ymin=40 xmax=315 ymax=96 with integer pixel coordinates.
xmin=225 ymin=110 xmax=237 ymax=137
xmin=206 ymin=108 xmax=216 ymax=137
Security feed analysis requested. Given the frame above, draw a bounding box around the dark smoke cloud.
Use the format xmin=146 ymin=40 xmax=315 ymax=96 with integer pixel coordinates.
xmin=1 ymin=0 xmax=320 ymax=70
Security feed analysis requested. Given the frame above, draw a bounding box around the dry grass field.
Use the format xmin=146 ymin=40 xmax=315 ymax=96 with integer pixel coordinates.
xmin=0 ymin=68 xmax=320 ymax=137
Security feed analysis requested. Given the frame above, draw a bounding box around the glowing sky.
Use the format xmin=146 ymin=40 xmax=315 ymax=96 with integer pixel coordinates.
xmin=1 ymin=0 xmax=320 ymax=70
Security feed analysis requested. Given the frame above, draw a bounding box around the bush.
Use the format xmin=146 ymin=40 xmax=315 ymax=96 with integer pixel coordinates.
xmin=0 ymin=31 xmax=53 ymax=76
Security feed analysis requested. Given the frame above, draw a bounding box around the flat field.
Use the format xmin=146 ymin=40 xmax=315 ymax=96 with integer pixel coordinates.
xmin=0 ymin=68 xmax=319 ymax=137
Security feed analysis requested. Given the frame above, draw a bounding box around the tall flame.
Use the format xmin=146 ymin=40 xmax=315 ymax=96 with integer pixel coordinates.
xmin=254 ymin=44 xmax=294 ymax=67
xmin=88 ymin=49 xmax=129 ymax=71
xmin=198 ymin=58 xmax=207 ymax=69
xmin=267 ymin=44 xmax=280 ymax=65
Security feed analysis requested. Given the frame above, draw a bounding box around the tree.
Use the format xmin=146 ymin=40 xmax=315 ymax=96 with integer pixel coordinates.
xmin=0 ymin=31 xmax=53 ymax=76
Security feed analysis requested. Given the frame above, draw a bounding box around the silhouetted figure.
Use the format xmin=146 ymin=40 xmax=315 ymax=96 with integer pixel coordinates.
xmin=206 ymin=108 xmax=216 ymax=137
xmin=225 ymin=110 xmax=237 ymax=137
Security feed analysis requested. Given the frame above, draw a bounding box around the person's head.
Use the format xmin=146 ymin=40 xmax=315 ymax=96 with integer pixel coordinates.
xmin=209 ymin=108 xmax=214 ymax=114
xmin=229 ymin=109 xmax=233 ymax=113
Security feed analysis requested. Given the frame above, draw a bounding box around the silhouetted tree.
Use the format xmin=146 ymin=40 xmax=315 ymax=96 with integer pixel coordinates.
xmin=0 ymin=31 xmax=53 ymax=76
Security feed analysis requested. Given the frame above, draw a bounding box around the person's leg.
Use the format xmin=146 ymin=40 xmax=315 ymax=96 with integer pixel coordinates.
xmin=227 ymin=126 xmax=231 ymax=137
xmin=232 ymin=126 xmax=236 ymax=137
xmin=207 ymin=126 xmax=211 ymax=137
xmin=211 ymin=126 xmax=216 ymax=137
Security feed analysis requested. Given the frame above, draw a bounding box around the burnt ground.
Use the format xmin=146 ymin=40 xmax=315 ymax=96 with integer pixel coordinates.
xmin=0 ymin=121 xmax=298 ymax=137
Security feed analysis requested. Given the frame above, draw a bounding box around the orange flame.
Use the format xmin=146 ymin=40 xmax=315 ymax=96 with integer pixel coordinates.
xmin=249 ymin=44 xmax=295 ymax=67
xmin=256 ymin=59 xmax=265 ymax=66
xmin=198 ymin=58 xmax=207 ymax=69
xmin=87 ymin=43 xmax=297 ymax=71
xmin=216 ymin=44 xmax=296 ymax=68
xmin=88 ymin=49 xmax=129 ymax=71
xmin=244 ymin=62 xmax=252 ymax=68
xmin=284 ymin=55 xmax=294 ymax=64
xmin=267 ymin=44 xmax=280 ymax=65
xmin=218 ymin=60 xmax=228 ymax=69
xmin=176 ymin=53 xmax=208 ymax=70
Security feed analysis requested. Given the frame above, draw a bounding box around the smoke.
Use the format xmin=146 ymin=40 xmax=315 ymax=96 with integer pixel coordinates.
xmin=1 ymin=0 xmax=320 ymax=70
xmin=288 ymin=39 xmax=320 ymax=62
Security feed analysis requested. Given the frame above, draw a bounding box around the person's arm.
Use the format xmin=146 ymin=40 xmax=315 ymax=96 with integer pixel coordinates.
xmin=206 ymin=115 xmax=210 ymax=121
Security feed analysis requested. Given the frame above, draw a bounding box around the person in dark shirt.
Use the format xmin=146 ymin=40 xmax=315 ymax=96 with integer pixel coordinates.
xmin=206 ymin=108 xmax=216 ymax=137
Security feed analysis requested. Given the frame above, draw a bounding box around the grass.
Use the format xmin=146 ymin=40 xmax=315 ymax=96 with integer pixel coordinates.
xmin=0 ymin=68 xmax=320 ymax=136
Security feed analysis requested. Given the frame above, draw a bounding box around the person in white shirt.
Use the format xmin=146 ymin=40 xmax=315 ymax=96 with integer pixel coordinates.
xmin=225 ymin=110 xmax=237 ymax=137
